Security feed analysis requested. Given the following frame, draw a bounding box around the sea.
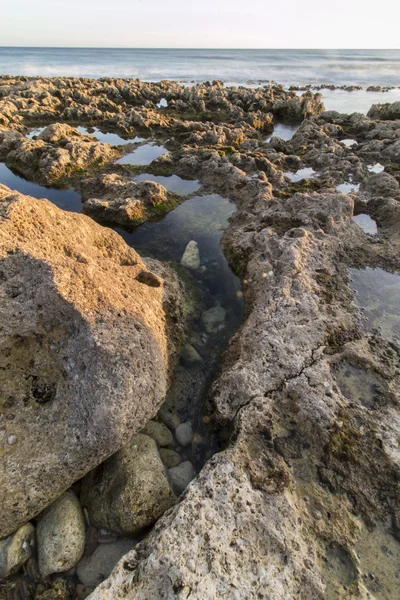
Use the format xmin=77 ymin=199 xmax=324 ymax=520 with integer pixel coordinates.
xmin=1 ymin=47 xmax=400 ymax=113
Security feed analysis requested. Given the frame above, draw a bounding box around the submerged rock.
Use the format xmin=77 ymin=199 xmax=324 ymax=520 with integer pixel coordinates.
xmin=201 ymin=306 xmax=226 ymax=333
xmin=141 ymin=420 xmax=174 ymax=447
xmin=159 ymin=448 xmax=182 ymax=468
xmin=168 ymin=461 xmax=195 ymax=495
xmin=80 ymin=434 xmax=176 ymax=537
xmin=77 ymin=540 xmax=136 ymax=588
xmin=0 ymin=523 xmax=35 ymax=578
xmin=175 ymin=422 xmax=193 ymax=447
xmin=181 ymin=240 xmax=201 ymax=270
xmin=0 ymin=188 xmax=183 ymax=537
xmin=37 ymin=491 xmax=85 ymax=577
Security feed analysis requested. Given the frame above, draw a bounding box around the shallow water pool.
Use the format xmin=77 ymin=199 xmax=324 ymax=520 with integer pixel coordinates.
xmin=135 ymin=173 xmax=201 ymax=195
xmin=351 ymin=267 xmax=400 ymax=341
xmin=353 ymin=214 xmax=377 ymax=234
xmin=265 ymin=122 xmax=300 ymax=142
xmin=119 ymin=193 xmax=244 ymax=467
xmin=0 ymin=163 xmax=82 ymax=212
xmin=29 ymin=124 xmax=145 ymax=146
xmin=116 ymin=143 xmax=168 ymax=165
xmin=285 ymin=167 xmax=317 ymax=182
xmin=337 ymin=182 xmax=360 ymax=194
xmin=368 ymin=163 xmax=385 ymax=174
xmin=341 ymin=139 xmax=358 ymax=148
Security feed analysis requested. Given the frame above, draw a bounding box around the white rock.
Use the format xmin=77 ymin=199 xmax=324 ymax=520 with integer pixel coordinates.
xmin=169 ymin=461 xmax=195 ymax=495
xmin=175 ymin=422 xmax=193 ymax=446
xmin=37 ymin=491 xmax=85 ymax=577
xmin=181 ymin=241 xmax=200 ymax=270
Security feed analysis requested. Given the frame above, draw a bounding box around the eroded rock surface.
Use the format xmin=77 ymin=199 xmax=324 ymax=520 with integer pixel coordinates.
xmin=2 ymin=76 xmax=400 ymax=600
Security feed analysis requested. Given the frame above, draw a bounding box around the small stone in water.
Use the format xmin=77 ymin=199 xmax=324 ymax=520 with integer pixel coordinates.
xmin=7 ymin=434 xmax=17 ymax=445
xmin=175 ymin=422 xmax=193 ymax=446
xmin=182 ymin=344 xmax=202 ymax=365
xmin=181 ymin=240 xmax=200 ymax=270
xmin=159 ymin=448 xmax=182 ymax=468
xmin=168 ymin=461 xmax=195 ymax=495
xmin=201 ymin=306 xmax=226 ymax=334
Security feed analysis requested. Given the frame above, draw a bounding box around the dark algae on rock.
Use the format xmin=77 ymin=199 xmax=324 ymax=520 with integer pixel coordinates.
xmin=1 ymin=75 xmax=400 ymax=600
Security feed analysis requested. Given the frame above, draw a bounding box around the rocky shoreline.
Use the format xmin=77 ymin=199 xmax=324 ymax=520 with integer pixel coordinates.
xmin=1 ymin=76 xmax=400 ymax=599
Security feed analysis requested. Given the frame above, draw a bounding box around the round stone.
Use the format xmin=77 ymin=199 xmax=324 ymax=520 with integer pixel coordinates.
xmin=175 ymin=422 xmax=193 ymax=447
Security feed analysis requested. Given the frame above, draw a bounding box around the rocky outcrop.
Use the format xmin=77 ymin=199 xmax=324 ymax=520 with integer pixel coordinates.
xmin=0 ymin=123 xmax=117 ymax=185
xmin=89 ymin=106 xmax=400 ymax=599
xmin=2 ymin=77 xmax=400 ymax=600
xmin=81 ymin=173 xmax=177 ymax=229
xmin=367 ymin=101 xmax=400 ymax=120
xmin=0 ymin=187 xmax=186 ymax=537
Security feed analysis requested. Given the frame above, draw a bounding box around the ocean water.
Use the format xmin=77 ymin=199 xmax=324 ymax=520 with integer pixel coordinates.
xmin=1 ymin=48 xmax=400 ymax=88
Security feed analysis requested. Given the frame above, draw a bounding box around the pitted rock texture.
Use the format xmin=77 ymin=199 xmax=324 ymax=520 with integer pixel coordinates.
xmin=89 ymin=101 xmax=400 ymax=599
xmin=0 ymin=186 xmax=186 ymax=537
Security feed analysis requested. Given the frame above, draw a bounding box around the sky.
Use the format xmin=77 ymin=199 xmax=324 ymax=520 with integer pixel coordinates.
xmin=1 ymin=0 xmax=400 ymax=49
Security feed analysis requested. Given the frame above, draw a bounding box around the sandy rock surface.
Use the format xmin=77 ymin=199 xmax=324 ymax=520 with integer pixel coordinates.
xmin=0 ymin=187 xmax=185 ymax=537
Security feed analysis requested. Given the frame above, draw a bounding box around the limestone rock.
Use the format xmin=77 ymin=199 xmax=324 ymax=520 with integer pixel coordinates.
xmin=81 ymin=173 xmax=171 ymax=230
xmin=0 ymin=189 xmax=182 ymax=537
xmin=37 ymin=491 xmax=85 ymax=577
xmin=0 ymin=523 xmax=35 ymax=578
xmin=80 ymin=434 xmax=176 ymax=537
xmin=181 ymin=240 xmax=200 ymax=270
xmin=77 ymin=540 xmax=136 ymax=588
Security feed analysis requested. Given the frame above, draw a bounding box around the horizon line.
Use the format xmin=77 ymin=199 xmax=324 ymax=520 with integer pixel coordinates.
xmin=1 ymin=46 xmax=399 ymax=51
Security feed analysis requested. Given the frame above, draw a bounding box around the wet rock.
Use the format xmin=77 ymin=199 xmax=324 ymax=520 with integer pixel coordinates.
xmin=77 ymin=540 xmax=136 ymax=588
xmin=159 ymin=448 xmax=182 ymax=468
xmin=35 ymin=578 xmax=76 ymax=599
xmin=181 ymin=240 xmax=200 ymax=270
xmin=175 ymin=422 xmax=193 ymax=446
xmin=181 ymin=343 xmax=202 ymax=365
xmin=201 ymin=306 xmax=226 ymax=333
xmin=0 ymin=522 xmax=35 ymax=578
xmin=168 ymin=461 xmax=195 ymax=495
xmin=0 ymin=190 xmax=183 ymax=537
xmin=141 ymin=420 xmax=174 ymax=447
xmin=76 ymin=584 xmax=94 ymax=600
xmin=81 ymin=434 xmax=176 ymax=537
xmin=367 ymin=101 xmax=400 ymax=120
xmin=37 ymin=491 xmax=85 ymax=577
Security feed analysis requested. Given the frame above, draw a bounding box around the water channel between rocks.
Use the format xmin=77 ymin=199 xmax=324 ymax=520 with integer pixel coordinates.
xmin=0 ymin=159 xmax=245 ymax=590
xmin=350 ymin=267 xmax=400 ymax=342
xmin=118 ymin=193 xmax=244 ymax=469
xmin=0 ymin=161 xmax=244 ymax=475
xmin=0 ymin=163 xmax=82 ymax=212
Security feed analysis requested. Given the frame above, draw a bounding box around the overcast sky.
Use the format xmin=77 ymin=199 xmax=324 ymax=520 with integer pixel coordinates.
xmin=1 ymin=0 xmax=399 ymax=48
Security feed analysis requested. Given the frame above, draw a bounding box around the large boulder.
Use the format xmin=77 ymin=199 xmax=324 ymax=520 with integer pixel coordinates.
xmin=80 ymin=434 xmax=176 ymax=537
xmin=0 ymin=187 xmax=184 ymax=537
